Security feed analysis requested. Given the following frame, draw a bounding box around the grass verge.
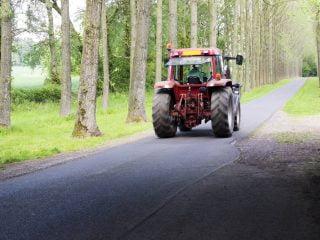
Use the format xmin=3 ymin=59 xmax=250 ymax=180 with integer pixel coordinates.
xmin=242 ymin=79 xmax=291 ymax=103
xmin=0 ymin=93 xmax=153 ymax=165
xmin=284 ymin=78 xmax=320 ymax=116
xmin=274 ymin=132 xmax=313 ymax=144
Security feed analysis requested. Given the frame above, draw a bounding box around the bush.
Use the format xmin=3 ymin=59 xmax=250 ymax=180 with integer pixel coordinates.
xmin=12 ymin=85 xmax=61 ymax=104
xmin=302 ymin=55 xmax=317 ymax=77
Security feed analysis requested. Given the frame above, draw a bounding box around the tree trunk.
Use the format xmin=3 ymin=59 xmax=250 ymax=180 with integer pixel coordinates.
xmin=0 ymin=0 xmax=13 ymax=128
xmin=317 ymin=9 xmax=320 ymax=87
xmin=190 ymin=0 xmax=197 ymax=48
xmin=46 ymin=0 xmax=60 ymax=84
xmin=129 ymin=0 xmax=136 ymax=89
xmin=155 ymin=0 xmax=162 ymax=83
xmin=169 ymin=0 xmax=177 ymax=48
xmin=209 ymin=0 xmax=217 ymax=47
xmin=126 ymin=0 xmax=151 ymax=122
xmin=101 ymin=1 xmax=110 ymax=110
xmin=60 ymin=0 xmax=72 ymax=116
xmin=73 ymin=0 xmax=103 ymax=137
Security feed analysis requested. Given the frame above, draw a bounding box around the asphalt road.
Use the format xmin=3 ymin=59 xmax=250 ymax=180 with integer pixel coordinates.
xmin=0 ymin=79 xmax=306 ymax=240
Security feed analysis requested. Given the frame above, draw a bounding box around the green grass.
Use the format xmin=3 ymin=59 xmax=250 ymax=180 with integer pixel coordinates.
xmin=284 ymin=78 xmax=320 ymax=116
xmin=0 ymin=93 xmax=153 ymax=165
xmin=242 ymin=79 xmax=292 ymax=103
xmin=274 ymin=132 xmax=313 ymax=144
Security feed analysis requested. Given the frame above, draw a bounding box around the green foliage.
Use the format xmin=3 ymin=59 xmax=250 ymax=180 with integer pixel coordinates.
xmin=284 ymin=78 xmax=320 ymax=116
xmin=106 ymin=0 xmax=131 ymax=91
xmin=241 ymin=79 xmax=292 ymax=103
xmin=22 ymin=34 xmax=82 ymax=77
xmin=12 ymin=85 xmax=61 ymax=104
xmin=0 ymin=92 xmax=153 ymax=165
xmin=302 ymin=55 xmax=317 ymax=77
xmin=23 ymin=41 xmax=49 ymax=69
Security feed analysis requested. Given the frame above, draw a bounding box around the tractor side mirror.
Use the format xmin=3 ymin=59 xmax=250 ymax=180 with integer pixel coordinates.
xmin=236 ymin=55 xmax=244 ymax=65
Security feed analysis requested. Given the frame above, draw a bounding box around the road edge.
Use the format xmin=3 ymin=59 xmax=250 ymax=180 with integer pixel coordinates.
xmin=0 ymin=130 xmax=154 ymax=181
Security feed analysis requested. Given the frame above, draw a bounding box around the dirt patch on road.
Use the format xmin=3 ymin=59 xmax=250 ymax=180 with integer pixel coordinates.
xmin=237 ymin=111 xmax=320 ymax=227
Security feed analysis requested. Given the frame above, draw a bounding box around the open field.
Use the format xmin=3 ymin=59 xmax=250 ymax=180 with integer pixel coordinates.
xmin=12 ymin=66 xmax=46 ymax=88
xmin=12 ymin=66 xmax=80 ymax=90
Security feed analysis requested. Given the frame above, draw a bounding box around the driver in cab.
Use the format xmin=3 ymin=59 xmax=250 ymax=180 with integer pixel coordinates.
xmin=187 ymin=65 xmax=207 ymax=84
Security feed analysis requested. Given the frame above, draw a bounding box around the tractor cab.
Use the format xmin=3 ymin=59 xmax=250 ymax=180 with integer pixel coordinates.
xmin=165 ymin=48 xmax=225 ymax=84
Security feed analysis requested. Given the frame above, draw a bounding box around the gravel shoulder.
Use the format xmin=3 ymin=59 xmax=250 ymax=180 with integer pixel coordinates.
xmin=235 ymin=111 xmax=320 ymax=238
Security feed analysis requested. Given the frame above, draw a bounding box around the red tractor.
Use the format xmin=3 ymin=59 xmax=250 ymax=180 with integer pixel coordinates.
xmin=152 ymin=47 xmax=243 ymax=138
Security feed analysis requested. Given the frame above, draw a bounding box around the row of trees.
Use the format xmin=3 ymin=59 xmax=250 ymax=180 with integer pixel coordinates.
xmin=0 ymin=0 xmax=319 ymax=137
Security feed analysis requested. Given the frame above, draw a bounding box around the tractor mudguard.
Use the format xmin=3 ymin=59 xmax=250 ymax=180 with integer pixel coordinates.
xmin=206 ymin=79 xmax=233 ymax=87
xmin=154 ymin=81 xmax=179 ymax=89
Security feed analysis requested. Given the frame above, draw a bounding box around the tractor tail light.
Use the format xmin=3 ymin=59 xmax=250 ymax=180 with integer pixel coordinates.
xmin=215 ymin=73 xmax=222 ymax=81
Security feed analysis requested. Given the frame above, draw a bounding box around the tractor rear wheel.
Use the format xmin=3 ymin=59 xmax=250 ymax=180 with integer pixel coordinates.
xmin=152 ymin=93 xmax=177 ymax=138
xmin=211 ymin=88 xmax=234 ymax=138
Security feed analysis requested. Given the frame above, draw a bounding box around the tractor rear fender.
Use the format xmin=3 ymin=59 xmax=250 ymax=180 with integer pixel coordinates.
xmin=206 ymin=79 xmax=233 ymax=88
xmin=154 ymin=81 xmax=179 ymax=89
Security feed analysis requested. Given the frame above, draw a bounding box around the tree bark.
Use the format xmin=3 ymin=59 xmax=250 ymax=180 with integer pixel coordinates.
xmin=169 ymin=0 xmax=177 ymax=48
xmin=60 ymin=0 xmax=72 ymax=116
xmin=46 ymin=0 xmax=60 ymax=84
xmin=190 ymin=0 xmax=197 ymax=48
xmin=101 ymin=1 xmax=110 ymax=110
xmin=73 ymin=0 xmax=103 ymax=137
xmin=155 ymin=0 xmax=162 ymax=83
xmin=129 ymin=0 xmax=136 ymax=89
xmin=317 ymin=9 xmax=320 ymax=87
xmin=209 ymin=0 xmax=217 ymax=47
xmin=126 ymin=0 xmax=151 ymax=122
xmin=0 ymin=0 xmax=13 ymax=128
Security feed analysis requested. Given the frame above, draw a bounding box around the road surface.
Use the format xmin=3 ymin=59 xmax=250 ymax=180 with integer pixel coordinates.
xmin=0 ymin=79 xmax=309 ymax=240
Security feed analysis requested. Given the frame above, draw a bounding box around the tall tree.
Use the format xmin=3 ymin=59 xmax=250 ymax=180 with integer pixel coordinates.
xmin=45 ymin=0 xmax=60 ymax=84
xmin=316 ymin=7 xmax=320 ymax=86
xmin=129 ymin=0 xmax=136 ymax=90
xmin=60 ymin=0 xmax=72 ymax=116
xmin=101 ymin=1 xmax=110 ymax=110
xmin=190 ymin=0 xmax=197 ymax=48
xmin=73 ymin=0 xmax=103 ymax=137
xmin=126 ymin=0 xmax=152 ymax=122
xmin=169 ymin=0 xmax=177 ymax=47
xmin=209 ymin=0 xmax=217 ymax=47
xmin=0 ymin=0 xmax=13 ymax=128
xmin=155 ymin=0 xmax=163 ymax=83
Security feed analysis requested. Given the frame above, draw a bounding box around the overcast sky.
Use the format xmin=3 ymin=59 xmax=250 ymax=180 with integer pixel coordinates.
xmin=17 ymin=0 xmax=86 ymax=41
xmin=69 ymin=0 xmax=86 ymax=31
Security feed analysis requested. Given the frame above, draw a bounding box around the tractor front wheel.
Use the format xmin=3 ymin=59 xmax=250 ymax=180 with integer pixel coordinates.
xmin=152 ymin=93 xmax=177 ymax=138
xmin=211 ymin=88 xmax=234 ymax=138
